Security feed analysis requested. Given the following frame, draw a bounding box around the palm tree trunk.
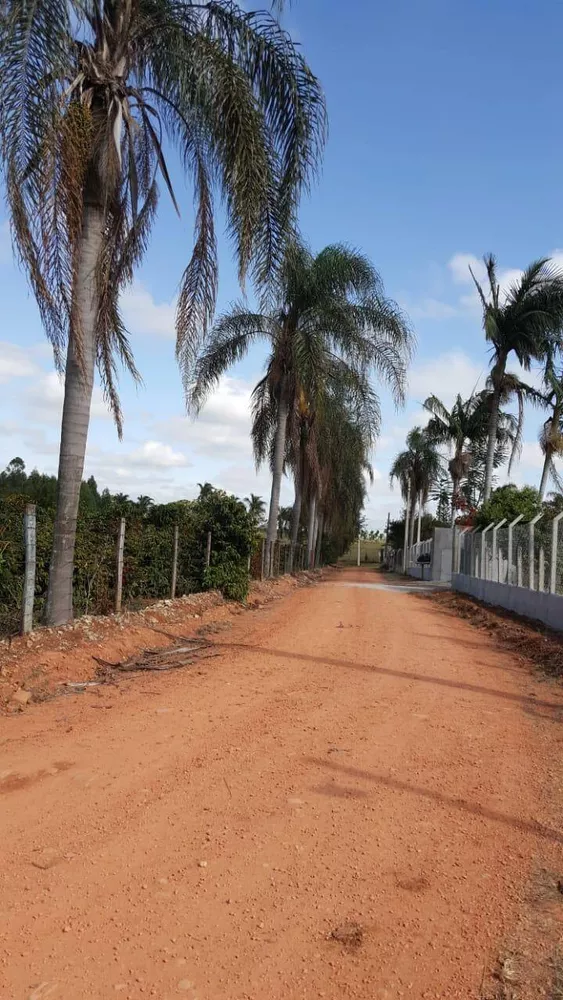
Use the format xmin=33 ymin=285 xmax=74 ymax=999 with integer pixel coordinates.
xmin=307 ymin=494 xmax=317 ymax=569
xmin=450 ymin=477 xmax=459 ymax=529
xmin=450 ymin=475 xmax=460 ymax=575
xmin=483 ymin=376 xmax=504 ymax=502
xmin=314 ymin=512 xmax=324 ymax=568
xmin=289 ymin=469 xmax=303 ymax=572
xmin=416 ymin=492 xmax=422 ymax=544
xmin=539 ymin=451 xmax=552 ymax=501
xmin=408 ymin=491 xmax=416 ymax=548
xmin=265 ymin=393 xmax=289 ymax=577
xmin=46 ymin=202 xmax=105 ymax=625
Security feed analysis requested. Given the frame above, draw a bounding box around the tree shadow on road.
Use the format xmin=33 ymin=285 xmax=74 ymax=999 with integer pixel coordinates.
xmin=305 ymin=756 xmax=563 ymax=845
xmin=214 ymin=642 xmax=563 ymax=717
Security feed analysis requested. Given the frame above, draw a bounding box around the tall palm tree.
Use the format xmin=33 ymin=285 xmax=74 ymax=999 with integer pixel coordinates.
xmin=278 ymin=363 xmax=379 ymax=569
xmin=312 ymin=382 xmax=376 ymax=566
xmin=470 ymin=254 xmax=563 ymax=501
xmin=188 ymin=240 xmax=412 ymax=573
xmin=423 ymin=391 xmax=518 ymax=523
xmin=0 ymin=0 xmax=326 ymax=624
xmin=389 ymin=427 xmax=442 ymax=547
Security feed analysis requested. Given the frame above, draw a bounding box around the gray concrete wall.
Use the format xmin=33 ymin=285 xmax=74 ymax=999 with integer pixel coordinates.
xmin=406 ymin=528 xmax=454 ymax=582
xmin=453 ymin=573 xmax=563 ymax=632
xmin=432 ymin=528 xmax=453 ymax=582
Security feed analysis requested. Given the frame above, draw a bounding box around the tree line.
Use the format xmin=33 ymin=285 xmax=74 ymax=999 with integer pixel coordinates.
xmin=390 ymin=255 xmax=563 ymax=547
xmin=0 ymin=0 xmax=416 ymax=624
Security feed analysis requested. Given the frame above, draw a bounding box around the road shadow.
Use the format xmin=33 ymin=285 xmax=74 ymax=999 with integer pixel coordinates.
xmin=305 ymin=756 xmax=563 ymax=845
xmin=214 ymin=642 xmax=563 ymax=716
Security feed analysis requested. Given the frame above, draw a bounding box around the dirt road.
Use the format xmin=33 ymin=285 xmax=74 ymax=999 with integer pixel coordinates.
xmin=2 ymin=568 xmax=563 ymax=999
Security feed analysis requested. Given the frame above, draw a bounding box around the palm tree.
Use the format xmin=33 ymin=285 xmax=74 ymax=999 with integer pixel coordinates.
xmin=189 ymin=240 xmax=412 ymax=573
xmin=389 ymin=427 xmax=442 ymax=547
xmin=244 ymin=494 xmax=266 ymax=529
xmin=423 ymin=391 xmax=518 ymax=525
xmin=0 ymin=0 xmax=326 ymax=624
xmin=538 ymin=363 xmax=563 ymax=499
xmin=317 ymin=397 xmax=374 ymax=562
xmin=136 ymin=495 xmax=154 ymax=516
xmin=470 ymin=254 xmax=563 ymax=501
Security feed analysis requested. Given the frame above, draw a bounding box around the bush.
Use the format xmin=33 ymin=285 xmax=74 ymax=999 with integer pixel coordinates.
xmin=474 ymin=484 xmax=542 ymax=529
xmin=0 ymin=484 xmax=253 ymax=633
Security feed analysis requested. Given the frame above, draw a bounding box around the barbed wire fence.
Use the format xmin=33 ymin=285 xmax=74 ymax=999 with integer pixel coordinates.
xmin=2 ymin=504 xmax=310 ymax=638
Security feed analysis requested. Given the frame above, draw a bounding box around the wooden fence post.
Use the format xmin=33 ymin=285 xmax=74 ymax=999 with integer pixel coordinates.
xmin=205 ymin=531 xmax=212 ymax=569
xmin=115 ymin=517 xmax=126 ymax=613
xmin=170 ymin=524 xmax=179 ymax=599
xmin=21 ymin=504 xmax=36 ymax=634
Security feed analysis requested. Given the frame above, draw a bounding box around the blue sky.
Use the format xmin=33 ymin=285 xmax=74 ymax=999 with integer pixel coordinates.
xmin=1 ymin=0 xmax=562 ymax=527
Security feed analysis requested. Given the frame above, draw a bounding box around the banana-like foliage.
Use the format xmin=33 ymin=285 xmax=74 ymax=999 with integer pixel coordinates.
xmin=0 ymin=0 xmax=326 ymax=427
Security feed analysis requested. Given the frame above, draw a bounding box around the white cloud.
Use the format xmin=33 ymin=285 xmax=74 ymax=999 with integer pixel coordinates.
xmin=121 ymin=281 xmax=176 ymax=339
xmin=0 ymin=342 xmax=40 ymax=382
xmin=408 ymin=350 xmax=485 ymax=405
xmin=448 ymin=252 xmax=485 ymax=286
xmin=155 ymin=376 xmax=255 ymax=460
xmin=128 ymin=440 xmax=188 ymax=468
xmin=514 ymin=440 xmax=544 ymax=472
xmin=23 ymin=371 xmax=112 ymax=424
xmin=408 ymin=298 xmax=459 ymax=321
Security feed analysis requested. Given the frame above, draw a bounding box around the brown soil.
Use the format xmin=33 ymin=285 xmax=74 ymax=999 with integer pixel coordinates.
xmin=0 ymin=573 xmax=318 ymax=710
xmin=424 ymin=587 xmax=563 ymax=678
xmin=1 ymin=566 xmax=563 ymax=999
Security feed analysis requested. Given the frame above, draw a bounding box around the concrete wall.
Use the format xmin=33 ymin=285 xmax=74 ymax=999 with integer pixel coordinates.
xmin=453 ymin=573 xmax=563 ymax=632
xmin=431 ymin=528 xmax=453 ymax=582
xmin=405 ymin=528 xmax=454 ymax=583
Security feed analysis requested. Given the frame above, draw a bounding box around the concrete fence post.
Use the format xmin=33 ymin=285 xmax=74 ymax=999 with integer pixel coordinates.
xmin=550 ymin=511 xmax=563 ymax=594
xmin=507 ymin=514 xmax=524 ymax=586
xmin=473 ymin=529 xmax=481 ymax=578
xmin=491 ymin=519 xmax=506 ymax=584
xmin=538 ymin=546 xmax=545 ymax=592
xmin=22 ymin=503 xmax=37 ymax=634
xmin=528 ymin=513 xmax=543 ymax=590
xmin=481 ymin=522 xmax=495 ymax=580
xmin=170 ymin=524 xmax=179 ymax=599
xmin=115 ymin=517 xmax=126 ymax=613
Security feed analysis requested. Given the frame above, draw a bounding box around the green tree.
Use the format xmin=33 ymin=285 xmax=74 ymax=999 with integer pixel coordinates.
xmin=424 ymin=392 xmax=518 ymax=525
xmin=475 ymin=484 xmax=542 ymax=530
xmin=1 ymin=0 xmax=326 ymax=624
xmin=189 ymin=240 xmax=412 ymax=573
xmin=470 ymin=255 xmax=563 ymax=501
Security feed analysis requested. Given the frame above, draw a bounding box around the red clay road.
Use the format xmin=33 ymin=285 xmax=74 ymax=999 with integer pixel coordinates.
xmin=1 ymin=568 xmax=563 ymax=999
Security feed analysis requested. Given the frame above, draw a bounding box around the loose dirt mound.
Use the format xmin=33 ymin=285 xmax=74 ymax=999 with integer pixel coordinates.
xmin=0 ymin=571 xmax=320 ymax=711
xmin=424 ymin=588 xmax=563 ymax=678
